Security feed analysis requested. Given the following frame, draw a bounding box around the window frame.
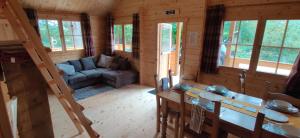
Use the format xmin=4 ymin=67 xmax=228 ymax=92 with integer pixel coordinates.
xmin=113 ymin=23 xmax=133 ymax=53
xmin=220 ymin=20 xmax=258 ymax=70
xmin=38 ymin=17 xmax=84 ymax=52
xmin=219 ymin=18 xmax=300 ymax=77
xmin=257 ymin=19 xmax=300 ymax=76
xmin=62 ymin=20 xmax=84 ymax=51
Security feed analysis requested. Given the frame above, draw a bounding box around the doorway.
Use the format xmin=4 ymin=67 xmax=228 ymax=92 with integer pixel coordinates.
xmin=157 ymin=22 xmax=183 ymax=85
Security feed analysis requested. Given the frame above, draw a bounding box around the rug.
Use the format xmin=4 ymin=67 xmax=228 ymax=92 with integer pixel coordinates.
xmin=73 ymin=84 xmax=114 ymax=101
xmin=148 ymin=89 xmax=156 ymax=95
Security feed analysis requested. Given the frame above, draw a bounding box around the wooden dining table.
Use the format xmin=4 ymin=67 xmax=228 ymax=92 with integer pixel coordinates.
xmin=157 ymin=83 xmax=300 ymax=138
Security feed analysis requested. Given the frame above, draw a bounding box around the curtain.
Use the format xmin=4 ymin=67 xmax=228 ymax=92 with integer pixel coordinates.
xmin=24 ymin=8 xmax=39 ymax=35
xmin=200 ymin=5 xmax=225 ymax=73
xmin=105 ymin=13 xmax=114 ymax=56
xmin=285 ymin=53 xmax=300 ymax=99
xmin=81 ymin=13 xmax=95 ymax=56
xmin=132 ymin=13 xmax=140 ymax=59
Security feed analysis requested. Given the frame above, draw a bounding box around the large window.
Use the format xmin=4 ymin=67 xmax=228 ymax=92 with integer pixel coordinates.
xmin=113 ymin=24 xmax=133 ymax=52
xmin=38 ymin=19 xmax=63 ymax=51
xmin=124 ymin=24 xmax=133 ymax=52
xmin=38 ymin=19 xmax=83 ymax=52
xmin=257 ymin=20 xmax=300 ymax=76
xmin=62 ymin=21 xmax=84 ymax=50
xmin=219 ymin=20 xmax=258 ymax=69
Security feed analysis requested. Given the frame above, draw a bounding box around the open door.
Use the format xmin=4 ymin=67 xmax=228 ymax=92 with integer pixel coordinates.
xmin=158 ymin=23 xmax=172 ymax=79
xmin=158 ymin=22 xmax=183 ymax=85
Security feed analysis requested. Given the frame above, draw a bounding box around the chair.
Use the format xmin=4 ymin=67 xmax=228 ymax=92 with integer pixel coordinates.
xmin=264 ymin=81 xmax=300 ymax=108
xmin=252 ymin=112 xmax=265 ymax=138
xmin=178 ymin=91 xmax=221 ymax=138
xmin=178 ymin=93 xmax=266 ymax=138
xmin=239 ymin=70 xmax=247 ymax=94
xmin=154 ymin=70 xmax=180 ymax=138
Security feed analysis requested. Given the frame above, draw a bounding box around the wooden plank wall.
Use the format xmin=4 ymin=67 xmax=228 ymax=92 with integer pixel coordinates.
xmin=199 ymin=0 xmax=300 ymax=98
xmin=0 ymin=12 xmax=106 ymax=63
xmin=113 ymin=0 xmax=207 ymax=86
xmin=112 ymin=0 xmax=300 ymax=98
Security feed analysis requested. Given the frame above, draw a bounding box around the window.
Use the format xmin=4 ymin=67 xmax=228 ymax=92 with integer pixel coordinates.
xmin=113 ymin=24 xmax=133 ymax=52
xmin=124 ymin=24 xmax=133 ymax=52
xmin=38 ymin=19 xmax=63 ymax=51
xmin=114 ymin=25 xmax=123 ymax=51
xmin=38 ymin=19 xmax=84 ymax=52
xmin=257 ymin=20 xmax=300 ymax=76
xmin=219 ymin=20 xmax=258 ymax=69
xmin=62 ymin=21 xmax=84 ymax=50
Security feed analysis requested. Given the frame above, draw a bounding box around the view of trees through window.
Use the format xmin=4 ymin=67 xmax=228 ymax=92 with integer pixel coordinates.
xmin=113 ymin=24 xmax=133 ymax=52
xmin=114 ymin=25 xmax=123 ymax=51
xmin=219 ymin=20 xmax=258 ymax=69
xmin=38 ymin=19 xmax=84 ymax=52
xmin=220 ymin=19 xmax=300 ymax=76
xmin=62 ymin=21 xmax=84 ymax=50
xmin=257 ymin=20 xmax=300 ymax=76
xmin=124 ymin=24 xmax=133 ymax=52
xmin=38 ymin=19 xmax=63 ymax=51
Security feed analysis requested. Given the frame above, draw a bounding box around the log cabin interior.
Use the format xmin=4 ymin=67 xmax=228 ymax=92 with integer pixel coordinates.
xmin=1 ymin=0 xmax=300 ymax=138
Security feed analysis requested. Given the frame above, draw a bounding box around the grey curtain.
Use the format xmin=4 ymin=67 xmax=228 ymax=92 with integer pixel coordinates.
xmin=81 ymin=13 xmax=95 ymax=56
xmin=200 ymin=5 xmax=225 ymax=73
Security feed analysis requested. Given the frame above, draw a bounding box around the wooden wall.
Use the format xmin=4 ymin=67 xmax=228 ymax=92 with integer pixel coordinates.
xmin=112 ymin=0 xmax=207 ymax=86
xmin=0 ymin=12 xmax=106 ymax=63
xmin=112 ymin=0 xmax=300 ymax=98
xmin=198 ymin=0 xmax=300 ymax=98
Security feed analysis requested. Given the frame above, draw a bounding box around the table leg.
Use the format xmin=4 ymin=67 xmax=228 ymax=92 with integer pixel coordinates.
xmin=156 ymin=95 xmax=161 ymax=133
xmin=161 ymin=100 xmax=168 ymax=138
xmin=218 ymin=129 xmax=228 ymax=138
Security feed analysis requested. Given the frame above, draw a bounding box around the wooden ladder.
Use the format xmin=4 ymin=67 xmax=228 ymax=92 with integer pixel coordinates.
xmin=0 ymin=0 xmax=100 ymax=137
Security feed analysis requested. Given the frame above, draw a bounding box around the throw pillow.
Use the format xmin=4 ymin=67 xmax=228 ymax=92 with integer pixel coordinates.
xmin=97 ymin=54 xmax=113 ymax=68
xmin=80 ymin=57 xmax=96 ymax=70
xmin=68 ymin=60 xmax=83 ymax=72
xmin=56 ymin=64 xmax=76 ymax=76
xmin=109 ymin=56 xmax=122 ymax=70
xmin=119 ymin=58 xmax=131 ymax=70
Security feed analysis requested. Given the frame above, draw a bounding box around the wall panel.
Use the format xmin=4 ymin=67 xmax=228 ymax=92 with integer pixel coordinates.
xmin=113 ymin=0 xmax=206 ymax=86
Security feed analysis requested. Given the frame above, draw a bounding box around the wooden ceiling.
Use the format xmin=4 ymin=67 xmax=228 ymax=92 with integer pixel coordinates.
xmin=20 ymin=0 xmax=116 ymax=15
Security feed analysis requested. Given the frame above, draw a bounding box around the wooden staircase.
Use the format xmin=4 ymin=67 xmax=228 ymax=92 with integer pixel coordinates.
xmin=0 ymin=0 xmax=100 ymax=137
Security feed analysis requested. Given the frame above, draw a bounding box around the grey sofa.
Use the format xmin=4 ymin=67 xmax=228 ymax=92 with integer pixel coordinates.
xmin=58 ymin=56 xmax=138 ymax=89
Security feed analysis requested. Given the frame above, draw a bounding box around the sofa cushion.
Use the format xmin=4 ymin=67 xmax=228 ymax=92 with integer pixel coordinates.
xmin=81 ymin=57 xmax=96 ymax=70
xmin=95 ymin=68 xmax=110 ymax=73
xmin=97 ymin=54 xmax=113 ymax=68
xmin=68 ymin=72 xmax=87 ymax=85
xmin=119 ymin=58 xmax=131 ymax=70
xmin=68 ymin=60 xmax=83 ymax=72
xmin=56 ymin=63 xmax=76 ymax=75
xmin=80 ymin=69 xmax=102 ymax=79
xmin=109 ymin=56 xmax=122 ymax=70
xmin=102 ymin=70 xmax=136 ymax=81
xmin=102 ymin=70 xmax=137 ymax=88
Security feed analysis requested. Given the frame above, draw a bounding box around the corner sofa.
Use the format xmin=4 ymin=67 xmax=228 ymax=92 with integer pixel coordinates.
xmin=57 ymin=55 xmax=138 ymax=89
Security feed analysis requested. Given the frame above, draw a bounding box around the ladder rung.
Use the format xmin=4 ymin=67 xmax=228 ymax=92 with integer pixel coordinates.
xmin=44 ymin=47 xmax=51 ymax=53
xmin=37 ymin=62 xmax=46 ymax=68
xmin=48 ymin=79 xmax=56 ymax=85
xmin=85 ymin=116 xmax=93 ymax=126
xmin=58 ymin=70 xmax=64 ymax=76
xmin=77 ymin=103 xmax=85 ymax=111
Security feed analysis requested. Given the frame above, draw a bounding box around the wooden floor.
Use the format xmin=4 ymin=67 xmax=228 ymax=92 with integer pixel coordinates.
xmin=49 ymin=84 xmax=160 ymax=138
xmin=49 ymin=84 xmax=237 ymax=138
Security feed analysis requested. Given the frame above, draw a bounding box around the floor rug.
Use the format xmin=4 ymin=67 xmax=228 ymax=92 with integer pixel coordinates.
xmin=73 ymin=84 xmax=114 ymax=101
xmin=148 ymin=89 xmax=156 ymax=95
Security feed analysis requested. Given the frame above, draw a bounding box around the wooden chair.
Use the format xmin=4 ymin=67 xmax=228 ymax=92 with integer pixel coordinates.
xmin=252 ymin=112 xmax=265 ymax=138
xmin=178 ymin=91 xmax=221 ymax=138
xmin=154 ymin=70 xmax=180 ymax=138
xmin=263 ymin=81 xmax=300 ymax=108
